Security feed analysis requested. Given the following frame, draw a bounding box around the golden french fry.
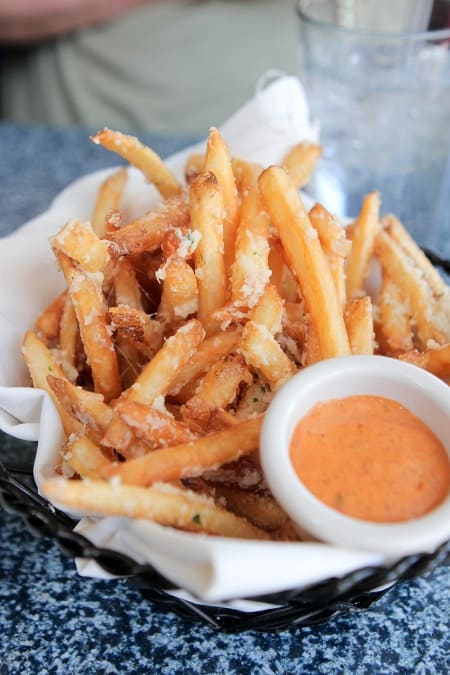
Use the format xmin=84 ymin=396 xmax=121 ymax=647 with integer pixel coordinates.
xmin=51 ymin=219 xmax=110 ymax=274
xmin=184 ymin=153 xmax=205 ymax=184
xmin=113 ymin=258 xmax=143 ymax=310
xmin=345 ymin=192 xmax=380 ymax=299
xmin=190 ymin=172 xmax=227 ymax=335
xmin=168 ymin=329 xmax=242 ymax=401
xmin=399 ymin=344 xmax=450 ymax=379
xmin=57 ymin=252 xmax=122 ymax=402
xmin=376 ymin=273 xmax=414 ymax=355
xmin=259 ymin=166 xmax=350 ymax=359
xmin=231 ymin=158 xmax=262 ymax=194
xmin=109 ymin=305 xmax=164 ymax=358
xmin=230 ymin=188 xmax=271 ymax=309
xmin=157 ymin=256 xmax=198 ymax=322
xmin=383 ymin=214 xmax=447 ymax=298
xmin=345 ymin=296 xmax=375 ymax=355
xmin=180 ymin=397 xmax=238 ymax=435
xmin=47 ymin=374 xmax=113 ymax=444
xmin=211 ymin=484 xmax=291 ymax=532
xmin=301 ymin=316 xmax=321 ymax=367
xmin=62 ymin=434 xmax=113 ymax=479
xmin=58 ymin=294 xmax=79 ymax=382
xmin=91 ymin=167 xmax=128 ymax=237
xmin=268 ymin=238 xmax=299 ymax=302
xmin=240 ymin=320 xmax=296 ymax=389
xmin=204 ymin=127 xmax=239 ymax=274
xmin=91 ymin=128 xmax=181 ymax=199
xmin=102 ymin=319 xmax=205 ymax=452
xmin=43 ymin=478 xmax=270 ymax=539
xmin=118 ymin=400 xmax=194 ymax=447
xmin=249 ymin=284 xmax=283 ymax=336
xmin=375 ymin=230 xmax=450 ymax=347
xmin=102 ymin=415 xmax=262 ymax=486
xmin=22 ymin=331 xmax=81 ymax=436
xmin=105 ymin=193 xmax=189 ymax=257
xmin=195 ymin=354 xmax=252 ymax=408
xmin=35 ymin=291 xmax=66 ymax=341
xmin=282 ymin=142 xmax=323 ymax=188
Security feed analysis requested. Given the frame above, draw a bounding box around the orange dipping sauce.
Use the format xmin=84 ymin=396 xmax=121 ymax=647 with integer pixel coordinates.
xmin=290 ymin=395 xmax=450 ymax=523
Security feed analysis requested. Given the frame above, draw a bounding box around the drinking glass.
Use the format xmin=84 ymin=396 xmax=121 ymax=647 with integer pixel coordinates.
xmin=297 ymin=0 xmax=450 ymax=253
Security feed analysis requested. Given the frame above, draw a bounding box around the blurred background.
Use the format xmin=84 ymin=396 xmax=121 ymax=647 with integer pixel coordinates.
xmin=1 ymin=0 xmax=448 ymax=137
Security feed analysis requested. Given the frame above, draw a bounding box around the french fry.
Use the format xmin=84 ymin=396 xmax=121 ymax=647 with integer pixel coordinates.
xmin=240 ymin=320 xmax=296 ymax=388
xmin=102 ymin=415 xmax=262 ymax=486
xmin=180 ymin=397 xmax=238 ymax=435
xmin=399 ymin=344 xmax=450 ymax=379
xmin=204 ymin=127 xmax=239 ymax=274
xmin=230 ymin=188 xmax=271 ymax=309
xmin=57 ymin=252 xmax=121 ymax=402
xmin=108 ymin=305 xmax=164 ymax=359
xmin=268 ymin=238 xmax=299 ymax=302
xmin=345 ymin=296 xmax=375 ymax=355
xmin=22 ymin=330 xmax=81 ymax=436
xmin=194 ymin=354 xmax=252 ymax=408
xmin=345 ymin=191 xmax=380 ymax=299
xmin=58 ymin=294 xmax=79 ymax=382
xmin=113 ymin=258 xmax=143 ymax=310
xmin=118 ymin=400 xmax=194 ymax=447
xmin=375 ymin=230 xmax=449 ymax=347
xmin=62 ymin=434 xmax=113 ymax=479
xmin=211 ymin=484 xmax=292 ymax=533
xmin=91 ymin=167 xmax=128 ymax=237
xmin=157 ymin=256 xmax=198 ymax=322
xmin=168 ymin=329 xmax=242 ymax=401
xmin=249 ymin=284 xmax=283 ymax=336
xmin=184 ymin=153 xmax=205 ymax=184
xmin=282 ymin=142 xmax=323 ymax=188
xmin=91 ymin=128 xmax=182 ymax=199
xmin=102 ymin=319 xmax=205 ymax=452
xmin=47 ymin=374 xmax=113 ymax=445
xmin=35 ymin=291 xmax=65 ymax=341
xmin=105 ymin=193 xmax=189 ymax=257
xmin=376 ymin=273 xmax=414 ymax=354
xmin=43 ymin=478 xmax=270 ymax=539
xmin=190 ymin=172 xmax=227 ymax=335
xmin=259 ymin=166 xmax=350 ymax=359
xmin=51 ymin=219 xmax=110 ymax=274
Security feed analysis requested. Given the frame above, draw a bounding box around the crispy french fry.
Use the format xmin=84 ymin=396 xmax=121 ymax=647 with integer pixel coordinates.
xmin=231 ymin=158 xmax=262 ymax=194
xmin=190 ymin=172 xmax=227 ymax=335
xmin=105 ymin=193 xmax=189 ymax=257
xmin=211 ymin=484 xmax=291 ymax=532
xmin=91 ymin=167 xmax=128 ymax=237
xmin=157 ymin=256 xmax=198 ymax=322
xmin=376 ymin=273 xmax=414 ymax=354
xmin=259 ymin=166 xmax=350 ymax=359
xmin=195 ymin=354 xmax=252 ymax=408
xmin=168 ymin=329 xmax=242 ymax=401
xmin=230 ymin=188 xmax=271 ymax=309
xmin=47 ymin=374 xmax=113 ymax=445
xmin=268 ymin=238 xmax=299 ymax=302
xmin=184 ymin=153 xmax=205 ymax=184
xmin=57 ymin=252 xmax=121 ymax=402
xmin=22 ymin=331 xmax=81 ymax=436
xmin=345 ymin=192 xmax=380 ymax=299
xmin=62 ymin=434 xmax=113 ymax=479
xmin=91 ymin=128 xmax=181 ymax=199
xmin=109 ymin=305 xmax=163 ymax=359
xmin=398 ymin=344 xmax=450 ymax=379
xmin=375 ymin=230 xmax=449 ymax=347
xmin=282 ymin=142 xmax=323 ymax=188
xmin=35 ymin=291 xmax=65 ymax=341
xmin=102 ymin=415 xmax=262 ymax=486
xmin=249 ymin=284 xmax=283 ymax=336
xmin=102 ymin=319 xmax=205 ymax=452
xmin=180 ymin=397 xmax=238 ymax=435
xmin=345 ymin=296 xmax=375 ymax=355
xmin=240 ymin=320 xmax=296 ymax=388
xmin=58 ymin=294 xmax=79 ymax=382
xmin=204 ymin=127 xmax=239 ymax=274
xmin=43 ymin=477 xmax=269 ymax=539
xmin=113 ymin=258 xmax=143 ymax=310
xmin=51 ymin=219 xmax=110 ymax=274
xmin=118 ymin=400 xmax=194 ymax=447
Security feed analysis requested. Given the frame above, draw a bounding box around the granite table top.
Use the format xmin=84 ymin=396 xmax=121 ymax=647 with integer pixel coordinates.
xmin=0 ymin=121 xmax=449 ymax=674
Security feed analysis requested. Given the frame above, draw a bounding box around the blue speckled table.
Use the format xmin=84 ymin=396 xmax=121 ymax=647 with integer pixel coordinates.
xmin=0 ymin=122 xmax=449 ymax=674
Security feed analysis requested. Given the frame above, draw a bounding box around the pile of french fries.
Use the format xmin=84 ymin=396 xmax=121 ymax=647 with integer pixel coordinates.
xmin=22 ymin=126 xmax=450 ymax=541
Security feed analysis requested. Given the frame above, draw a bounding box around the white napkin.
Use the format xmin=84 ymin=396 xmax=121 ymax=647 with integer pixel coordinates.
xmin=0 ymin=75 xmax=384 ymax=603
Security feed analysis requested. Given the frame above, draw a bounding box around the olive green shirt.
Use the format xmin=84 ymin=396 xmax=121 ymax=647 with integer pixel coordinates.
xmin=1 ymin=0 xmax=299 ymax=135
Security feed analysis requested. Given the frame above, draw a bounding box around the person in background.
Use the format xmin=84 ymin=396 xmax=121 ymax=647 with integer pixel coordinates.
xmin=0 ymin=0 xmax=299 ymax=136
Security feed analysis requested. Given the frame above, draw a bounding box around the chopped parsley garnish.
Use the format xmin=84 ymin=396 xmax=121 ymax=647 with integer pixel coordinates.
xmin=192 ymin=513 xmax=201 ymax=525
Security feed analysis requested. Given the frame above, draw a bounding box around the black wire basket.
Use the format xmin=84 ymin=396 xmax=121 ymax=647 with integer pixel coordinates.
xmin=1 ymin=249 xmax=449 ymax=633
xmin=1 ymin=460 xmax=449 ymax=633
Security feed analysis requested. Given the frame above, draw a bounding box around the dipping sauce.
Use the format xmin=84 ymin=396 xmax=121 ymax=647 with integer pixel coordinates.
xmin=289 ymin=395 xmax=450 ymax=523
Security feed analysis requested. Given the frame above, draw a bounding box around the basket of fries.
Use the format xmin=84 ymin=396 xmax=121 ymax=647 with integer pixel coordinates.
xmin=0 ymin=77 xmax=449 ymax=631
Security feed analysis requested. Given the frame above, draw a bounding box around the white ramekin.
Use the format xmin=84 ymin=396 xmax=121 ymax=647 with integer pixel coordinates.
xmin=260 ymin=355 xmax=450 ymax=556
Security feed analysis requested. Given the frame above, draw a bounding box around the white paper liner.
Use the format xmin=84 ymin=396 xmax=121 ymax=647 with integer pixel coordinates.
xmin=0 ymin=75 xmax=387 ymax=604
